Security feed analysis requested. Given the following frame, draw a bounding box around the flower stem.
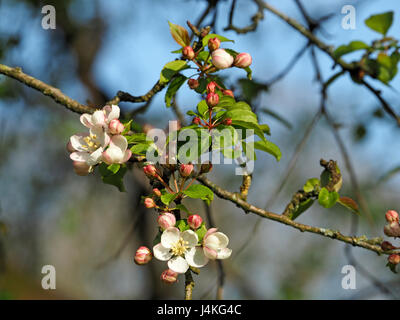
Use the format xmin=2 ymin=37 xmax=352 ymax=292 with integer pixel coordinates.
xmin=184 ymin=270 xmax=195 ymax=300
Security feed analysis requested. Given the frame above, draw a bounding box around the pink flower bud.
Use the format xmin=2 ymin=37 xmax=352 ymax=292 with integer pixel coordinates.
xmin=143 ymin=164 xmax=158 ymax=177
xmin=223 ymin=89 xmax=234 ymax=98
xmin=66 ymin=141 xmax=76 ymax=153
xmin=206 ymin=92 xmax=219 ymax=107
xmin=386 ymin=210 xmax=399 ymax=223
xmin=108 ymin=119 xmax=124 ymax=135
xmin=157 ymin=212 xmax=176 ymax=230
xmin=211 ymin=49 xmax=234 ymax=69
xmin=381 ymin=241 xmax=396 ymax=251
xmin=192 ymin=117 xmax=201 ymax=125
xmin=208 ymin=37 xmax=221 ymax=51
xmin=384 ymin=221 xmax=400 ymax=237
xmin=144 ymin=197 xmax=156 ymax=209
xmin=388 ymin=254 xmax=400 ymax=265
xmin=134 ymin=246 xmax=152 ymax=265
xmin=182 ymin=46 xmax=195 ymax=60
xmin=223 ymin=118 xmax=232 ymax=126
xmin=160 ymin=269 xmax=178 ymax=284
xmin=188 ymin=214 xmax=203 ymax=230
xmin=153 ymin=188 xmax=162 ymax=197
xmin=180 ymin=163 xmax=194 ymax=177
xmin=234 ymin=52 xmax=252 ymax=68
xmin=73 ymin=161 xmax=91 ymax=176
xmin=206 ymin=81 xmax=217 ymax=93
xmin=187 ymin=78 xmax=199 ymax=89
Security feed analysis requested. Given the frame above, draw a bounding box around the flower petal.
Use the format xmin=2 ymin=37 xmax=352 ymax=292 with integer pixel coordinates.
xmin=80 ymin=114 xmax=93 ymax=128
xmin=122 ymin=149 xmax=132 ymax=163
xmin=203 ymin=246 xmax=218 ymax=259
xmin=87 ymin=147 xmax=103 ymax=165
xmin=70 ymin=133 xmax=89 ymax=152
xmin=204 ymin=232 xmax=229 ymax=250
xmin=185 ymin=247 xmax=208 ymax=268
xmin=153 ymin=243 xmax=173 ymax=261
xmin=168 ymin=256 xmax=189 ymax=274
xmin=203 ymin=227 xmax=218 ymax=241
xmin=110 ymin=135 xmax=128 ymax=151
xmin=104 ymin=104 xmax=120 ymax=122
xmin=70 ymin=151 xmax=90 ymax=162
xmin=102 ymin=145 xmax=123 ymax=164
xmin=161 ymin=227 xmax=180 ymax=249
xmin=181 ymin=230 xmax=199 ymax=248
xmin=92 ymin=110 xmax=106 ymax=127
xmin=217 ymin=248 xmax=232 ymax=260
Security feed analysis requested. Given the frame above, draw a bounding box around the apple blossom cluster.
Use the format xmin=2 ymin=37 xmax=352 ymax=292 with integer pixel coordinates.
xmin=134 ymin=162 xmax=232 ymax=284
xmin=67 ymin=105 xmax=132 ymax=176
xmin=381 ymin=210 xmax=400 ymax=272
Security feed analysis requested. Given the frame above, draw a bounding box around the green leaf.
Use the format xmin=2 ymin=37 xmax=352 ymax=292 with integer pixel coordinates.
xmin=291 ymin=199 xmax=314 ymax=220
xmin=168 ymin=21 xmax=190 ymax=47
xmin=165 ymin=74 xmax=187 ymax=107
xmin=387 ymin=262 xmax=398 ymax=274
xmin=365 ymin=11 xmax=394 ymax=35
xmin=160 ymin=60 xmax=189 ymax=84
xmin=197 ymin=100 xmax=209 ymax=118
xmin=254 ymin=140 xmax=281 ymax=161
xmin=303 ymin=178 xmax=320 ymax=193
xmin=174 ymin=204 xmax=193 ymax=215
xmin=318 ymin=187 xmax=339 ymax=209
xmin=224 ymin=109 xmax=258 ymax=124
xmin=245 ymin=66 xmax=252 ymax=80
xmin=100 ymin=165 xmax=127 ymax=192
xmin=242 ymin=141 xmax=256 ymax=161
xmin=183 ymin=185 xmax=214 ymax=205
xmin=126 ymin=133 xmax=151 ymax=144
xmin=130 ymin=143 xmax=153 ymax=155
xmin=161 ymin=192 xmax=178 ymax=206
xmin=333 ymin=41 xmax=369 ymax=59
xmin=122 ymin=120 xmax=133 ymax=134
xmin=201 ymin=34 xmax=234 ymax=47
xmin=195 ymin=223 xmax=207 ymax=242
xmin=259 ymin=124 xmax=271 ymax=136
xmin=215 ymin=95 xmax=236 ymax=110
xmin=176 ymin=219 xmax=190 ymax=232
xmin=337 ymin=196 xmax=360 ymax=215
xmin=107 ymin=163 xmax=120 ymax=174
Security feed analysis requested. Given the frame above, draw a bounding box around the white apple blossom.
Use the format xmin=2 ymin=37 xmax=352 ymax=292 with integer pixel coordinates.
xmin=153 ymin=227 xmax=208 ymax=274
xmin=102 ymin=135 xmax=132 ymax=164
xmin=69 ymin=126 xmax=110 ymax=168
xmin=80 ymin=104 xmax=120 ymax=131
xmin=202 ymin=228 xmax=232 ymax=260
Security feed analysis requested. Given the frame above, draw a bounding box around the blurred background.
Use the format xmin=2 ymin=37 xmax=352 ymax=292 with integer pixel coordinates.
xmin=1 ymin=0 xmax=400 ymax=299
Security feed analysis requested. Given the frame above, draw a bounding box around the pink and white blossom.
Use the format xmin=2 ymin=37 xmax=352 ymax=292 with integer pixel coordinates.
xmin=202 ymin=228 xmax=232 ymax=260
xmin=102 ymin=135 xmax=132 ymax=165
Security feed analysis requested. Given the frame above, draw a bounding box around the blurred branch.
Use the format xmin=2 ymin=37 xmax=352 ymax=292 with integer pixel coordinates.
xmin=0 ymin=63 xmax=94 ymax=114
xmin=196 ymin=175 xmax=394 ymax=255
xmin=224 ymin=0 xmax=265 ymax=34
xmin=185 ymin=270 xmax=195 ymax=300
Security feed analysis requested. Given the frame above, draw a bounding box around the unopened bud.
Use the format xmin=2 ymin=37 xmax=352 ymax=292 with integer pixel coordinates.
xmin=208 ymin=37 xmax=221 ymax=51
xmin=134 ymin=246 xmax=152 ymax=265
xmin=200 ymin=161 xmax=213 ymax=174
xmin=384 ymin=221 xmax=400 ymax=238
xmin=187 ymin=78 xmax=199 ymax=89
xmin=206 ymin=81 xmax=217 ymax=93
xmin=234 ymin=52 xmax=252 ymax=68
xmin=153 ymin=188 xmax=162 ymax=197
xmin=182 ymin=46 xmax=195 ymax=60
xmin=180 ymin=163 xmax=194 ymax=177
xmin=388 ymin=254 xmax=400 ymax=265
xmin=144 ymin=197 xmax=156 ymax=209
xmin=143 ymin=164 xmax=158 ymax=177
xmin=223 ymin=89 xmax=234 ymax=98
xmin=386 ymin=210 xmax=399 ymax=223
xmin=108 ymin=119 xmax=124 ymax=135
xmin=381 ymin=241 xmax=396 ymax=251
xmin=188 ymin=214 xmax=202 ymax=230
xmin=206 ymin=92 xmax=219 ymax=107
xmin=211 ymin=49 xmax=234 ymax=69
xmin=223 ymin=118 xmax=232 ymax=126
xmin=192 ymin=117 xmax=201 ymax=125
xmin=73 ymin=161 xmax=91 ymax=176
xmin=160 ymin=269 xmax=178 ymax=284
xmin=157 ymin=212 xmax=176 ymax=230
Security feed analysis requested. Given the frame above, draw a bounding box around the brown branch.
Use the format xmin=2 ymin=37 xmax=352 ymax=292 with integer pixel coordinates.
xmin=0 ymin=63 xmax=94 ymax=114
xmin=239 ymin=174 xmax=252 ymax=201
xmin=184 ymin=270 xmax=195 ymax=300
xmin=224 ymin=0 xmax=265 ymax=34
xmin=196 ymin=175 xmax=396 ymax=256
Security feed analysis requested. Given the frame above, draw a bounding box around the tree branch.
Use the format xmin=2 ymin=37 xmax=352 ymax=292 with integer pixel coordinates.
xmin=0 ymin=63 xmax=94 ymax=114
xmin=196 ymin=175 xmax=396 ymax=256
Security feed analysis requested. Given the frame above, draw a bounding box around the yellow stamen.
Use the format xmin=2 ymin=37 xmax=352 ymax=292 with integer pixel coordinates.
xmin=171 ymin=238 xmax=189 ymax=256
